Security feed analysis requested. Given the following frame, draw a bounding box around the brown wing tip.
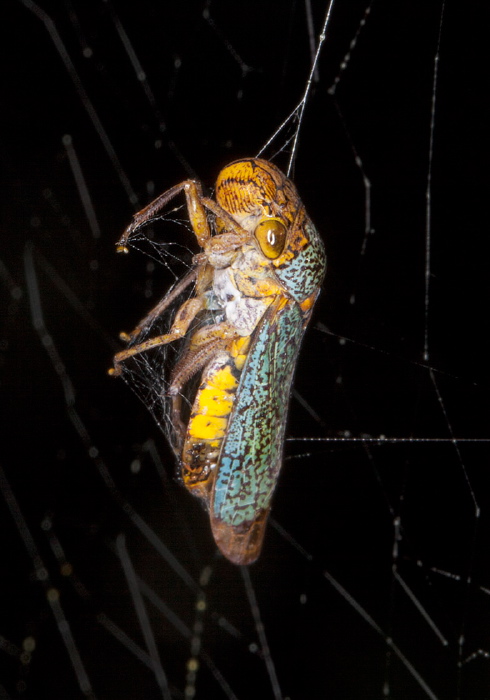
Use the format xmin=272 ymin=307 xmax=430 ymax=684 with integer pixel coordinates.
xmin=211 ymin=509 xmax=270 ymax=566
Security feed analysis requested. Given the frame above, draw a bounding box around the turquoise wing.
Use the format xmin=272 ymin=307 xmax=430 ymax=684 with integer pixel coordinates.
xmin=210 ymin=297 xmax=305 ymax=564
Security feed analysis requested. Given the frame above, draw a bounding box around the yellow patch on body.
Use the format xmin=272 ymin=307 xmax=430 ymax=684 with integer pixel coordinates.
xmin=207 ymin=365 xmax=239 ymax=391
xmin=196 ymin=387 xmax=234 ymax=417
xmin=230 ymin=336 xmax=251 ymax=371
xmin=188 ymin=363 xmax=240 ymax=440
xmin=188 ymin=414 xmax=228 ymax=440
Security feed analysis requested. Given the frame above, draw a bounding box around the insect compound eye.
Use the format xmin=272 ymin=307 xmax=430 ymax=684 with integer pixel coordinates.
xmin=254 ymin=218 xmax=287 ymax=259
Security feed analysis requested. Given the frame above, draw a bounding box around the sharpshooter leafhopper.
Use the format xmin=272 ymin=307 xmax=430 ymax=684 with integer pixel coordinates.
xmin=110 ymin=158 xmax=326 ymax=564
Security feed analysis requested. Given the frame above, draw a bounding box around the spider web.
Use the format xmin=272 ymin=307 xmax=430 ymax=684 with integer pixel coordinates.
xmin=1 ymin=1 xmax=489 ymax=698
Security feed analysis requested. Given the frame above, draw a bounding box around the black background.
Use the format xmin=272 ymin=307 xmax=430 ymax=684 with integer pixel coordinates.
xmin=1 ymin=1 xmax=489 ymax=698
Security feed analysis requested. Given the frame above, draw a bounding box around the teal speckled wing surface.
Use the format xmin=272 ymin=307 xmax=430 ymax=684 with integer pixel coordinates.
xmin=211 ymin=298 xmax=305 ymax=529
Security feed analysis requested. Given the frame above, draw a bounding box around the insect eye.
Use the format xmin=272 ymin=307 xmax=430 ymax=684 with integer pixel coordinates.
xmin=254 ymin=219 xmax=287 ymax=259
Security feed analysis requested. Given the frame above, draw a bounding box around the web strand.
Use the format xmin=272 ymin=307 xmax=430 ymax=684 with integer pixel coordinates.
xmin=3 ymin=1 xmax=488 ymax=697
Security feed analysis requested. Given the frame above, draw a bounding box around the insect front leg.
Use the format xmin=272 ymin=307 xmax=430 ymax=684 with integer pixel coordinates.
xmin=117 ymin=180 xmax=212 ymax=251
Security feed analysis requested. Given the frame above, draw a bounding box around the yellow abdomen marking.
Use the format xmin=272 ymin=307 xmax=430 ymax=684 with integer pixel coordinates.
xmin=196 ymin=386 xmax=234 ymax=417
xmin=188 ymin=364 xmax=240 ymax=441
xmin=189 ymin=414 xmax=228 ymax=440
xmin=207 ymin=365 xmax=239 ymax=391
xmin=231 ymin=336 xmax=251 ymax=371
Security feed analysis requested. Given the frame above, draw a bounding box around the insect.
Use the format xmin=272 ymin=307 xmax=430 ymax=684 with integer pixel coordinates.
xmin=110 ymin=158 xmax=326 ymax=564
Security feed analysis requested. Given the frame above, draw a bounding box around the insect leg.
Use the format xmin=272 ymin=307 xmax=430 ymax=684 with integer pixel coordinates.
xmin=200 ymin=197 xmax=249 ymax=240
xmin=168 ymin=331 xmax=236 ymax=452
xmin=109 ymin=296 xmax=205 ymax=377
xmin=117 ymin=180 xmax=212 ymax=250
xmin=118 ymin=267 xmax=199 ymax=343
xmin=168 ymin=323 xmax=240 ymax=395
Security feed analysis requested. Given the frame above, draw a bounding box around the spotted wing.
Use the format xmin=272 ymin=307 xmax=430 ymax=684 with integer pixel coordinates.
xmin=210 ymin=296 xmax=306 ymax=564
